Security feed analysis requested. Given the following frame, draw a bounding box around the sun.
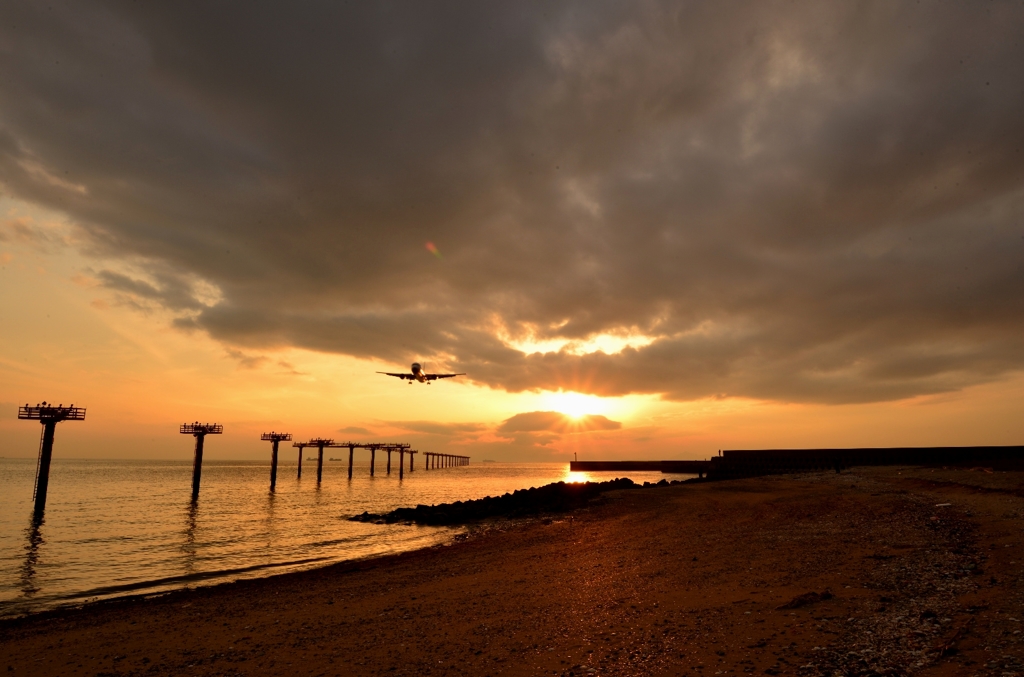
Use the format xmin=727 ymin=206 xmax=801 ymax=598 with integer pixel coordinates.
xmin=542 ymin=391 xmax=609 ymax=419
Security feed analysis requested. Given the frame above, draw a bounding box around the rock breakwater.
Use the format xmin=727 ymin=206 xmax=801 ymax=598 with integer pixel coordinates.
xmin=350 ymin=478 xmax=641 ymax=525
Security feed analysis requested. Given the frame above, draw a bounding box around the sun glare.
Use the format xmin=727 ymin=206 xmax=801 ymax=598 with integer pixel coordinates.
xmin=542 ymin=391 xmax=609 ymax=419
xmin=501 ymin=330 xmax=656 ymax=357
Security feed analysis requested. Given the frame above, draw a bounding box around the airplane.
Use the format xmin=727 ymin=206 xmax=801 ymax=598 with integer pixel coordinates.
xmin=377 ymin=362 xmax=466 ymax=384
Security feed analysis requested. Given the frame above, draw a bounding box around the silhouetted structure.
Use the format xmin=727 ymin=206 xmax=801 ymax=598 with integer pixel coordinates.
xmin=358 ymin=440 xmax=378 ymax=477
xmin=380 ymin=443 xmax=412 ymax=478
xmin=707 ymin=446 xmax=1024 ymax=479
xmin=292 ymin=440 xmax=312 ymax=479
xmin=568 ymin=460 xmax=709 ymax=477
xmin=423 ymin=452 xmax=469 ymax=469
xmin=288 ymin=440 xmax=415 ymax=483
xmin=331 ymin=442 xmax=411 ymax=479
xmin=19 ymin=402 xmax=86 ymax=515
xmin=569 ymin=446 xmax=1024 ymax=480
xmin=367 ymin=443 xmax=379 ymax=476
xmin=180 ymin=422 xmax=223 ymax=500
xmin=307 ymin=438 xmax=334 ymax=484
xmin=260 ymin=432 xmax=292 ymax=491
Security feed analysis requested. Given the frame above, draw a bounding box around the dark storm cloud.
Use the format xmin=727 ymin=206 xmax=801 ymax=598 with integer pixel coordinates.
xmin=498 ymin=411 xmax=622 ymax=434
xmin=2 ymin=1 xmax=1023 ymax=403
xmin=95 ymin=267 xmax=208 ymax=312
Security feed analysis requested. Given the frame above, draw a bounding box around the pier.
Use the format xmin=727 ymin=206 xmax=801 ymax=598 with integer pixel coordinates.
xmin=423 ymin=452 xmax=469 ymax=469
xmin=291 ymin=441 xmax=420 ymax=480
xmin=15 ymin=397 xmax=471 ymax=511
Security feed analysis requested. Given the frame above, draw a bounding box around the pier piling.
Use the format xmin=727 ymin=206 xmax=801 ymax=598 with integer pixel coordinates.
xmin=18 ymin=403 xmax=86 ymax=516
xmin=293 ymin=442 xmax=309 ymax=479
xmin=271 ymin=441 xmax=278 ymax=487
xmin=316 ymin=439 xmax=330 ymax=484
xmin=260 ymin=432 xmax=292 ymax=491
xmin=192 ymin=436 xmax=204 ymax=494
xmin=180 ymin=422 xmax=223 ymax=500
xmin=36 ymin=421 xmax=56 ymax=512
xmin=418 ymin=452 xmax=468 ymax=470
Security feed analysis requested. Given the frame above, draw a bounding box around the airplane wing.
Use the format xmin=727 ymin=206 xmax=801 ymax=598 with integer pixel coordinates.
xmin=425 ymin=373 xmax=467 ymax=380
xmin=377 ymin=372 xmax=413 ymax=380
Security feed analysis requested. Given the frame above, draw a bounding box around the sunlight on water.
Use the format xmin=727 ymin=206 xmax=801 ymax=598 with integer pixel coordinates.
xmin=0 ymin=459 xmax=690 ymax=616
xmin=563 ymin=470 xmax=594 ymax=484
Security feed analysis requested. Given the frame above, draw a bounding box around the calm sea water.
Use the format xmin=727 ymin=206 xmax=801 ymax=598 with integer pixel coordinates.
xmin=0 ymin=458 xmax=685 ymax=617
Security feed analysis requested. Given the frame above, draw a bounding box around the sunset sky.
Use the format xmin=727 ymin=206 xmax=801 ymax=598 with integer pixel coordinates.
xmin=1 ymin=2 xmax=1022 ymax=461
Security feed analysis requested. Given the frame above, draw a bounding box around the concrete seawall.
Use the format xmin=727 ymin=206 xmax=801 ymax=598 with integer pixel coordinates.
xmin=571 ymin=446 xmax=1024 ymax=480
xmin=570 ymin=460 xmax=712 ymax=477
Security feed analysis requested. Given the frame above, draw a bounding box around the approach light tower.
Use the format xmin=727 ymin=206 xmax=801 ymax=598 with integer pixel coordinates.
xmin=19 ymin=402 xmax=86 ymax=516
xmin=260 ymin=431 xmax=292 ymax=491
xmin=180 ymin=422 xmax=223 ymax=500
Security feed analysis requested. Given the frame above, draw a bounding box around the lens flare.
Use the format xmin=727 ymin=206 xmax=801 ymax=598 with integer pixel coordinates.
xmin=542 ymin=391 xmax=610 ymax=419
xmin=425 ymin=242 xmax=442 ymax=258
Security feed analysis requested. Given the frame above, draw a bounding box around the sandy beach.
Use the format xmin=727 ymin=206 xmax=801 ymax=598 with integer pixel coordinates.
xmin=3 ymin=467 xmax=1024 ymax=676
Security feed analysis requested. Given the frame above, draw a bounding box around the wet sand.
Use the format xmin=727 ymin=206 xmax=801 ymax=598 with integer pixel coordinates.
xmin=3 ymin=467 xmax=1024 ymax=676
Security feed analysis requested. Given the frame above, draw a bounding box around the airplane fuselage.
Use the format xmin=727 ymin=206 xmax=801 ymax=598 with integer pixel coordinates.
xmin=377 ymin=363 xmax=464 ymax=383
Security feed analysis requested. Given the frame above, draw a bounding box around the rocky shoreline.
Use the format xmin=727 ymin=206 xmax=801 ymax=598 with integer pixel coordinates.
xmin=349 ymin=477 xmax=691 ymax=525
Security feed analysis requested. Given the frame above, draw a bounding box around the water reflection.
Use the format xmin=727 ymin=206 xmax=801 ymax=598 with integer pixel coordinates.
xmin=262 ymin=491 xmax=277 ymax=550
xmin=1 ymin=460 xmax=685 ymax=616
xmin=564 ymin=470 xmax=592 ymax=484
xmin=181 ymin=501 xmax=199 ymax=577
xmin=19 ymin=516 xmax=44 ymax=597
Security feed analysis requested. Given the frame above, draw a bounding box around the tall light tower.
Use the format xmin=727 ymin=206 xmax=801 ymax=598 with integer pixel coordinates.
xmin=180 ymin=422 xmax=223 ymax=500
xmin=19 ymin=402 xmax=86 ymax=516
xmin=260 ymin=432 xmax=292 ymax=491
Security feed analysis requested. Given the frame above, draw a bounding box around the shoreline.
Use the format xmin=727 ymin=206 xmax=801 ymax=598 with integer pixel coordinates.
xmin=0 ymin=477 xmax=660 ymax=620
xmin=0 ymin=519 xmax=473 ymax=622
xmin=3 ymin=466 xmax=1024 ymax=676
xmin=1 ymin=525 xmax=469 ymax=625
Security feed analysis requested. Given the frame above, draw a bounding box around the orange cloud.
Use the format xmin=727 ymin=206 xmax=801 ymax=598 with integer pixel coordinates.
xmin=498 ymin=411 xmax=622 ymax=435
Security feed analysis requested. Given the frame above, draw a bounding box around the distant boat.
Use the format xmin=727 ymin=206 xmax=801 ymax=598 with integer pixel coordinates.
xmin=306 ymin=456 xmax=315 ymax=460
xmin=482 ymin=459 xmax=496 ymax=463
xmin=329 ymin=457 xmax=342 ymax=461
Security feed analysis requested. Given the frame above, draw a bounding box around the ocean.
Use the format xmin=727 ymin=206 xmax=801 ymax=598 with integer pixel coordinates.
xmin=0 ymin=458 xmax=685 ymax=618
